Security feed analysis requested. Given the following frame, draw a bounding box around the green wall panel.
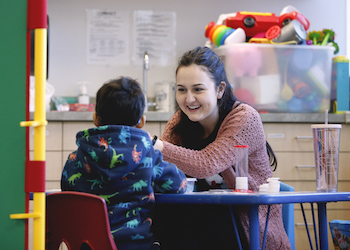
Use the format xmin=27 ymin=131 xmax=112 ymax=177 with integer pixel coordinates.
xmin=0 ymin=0 xmax=27 ymax=249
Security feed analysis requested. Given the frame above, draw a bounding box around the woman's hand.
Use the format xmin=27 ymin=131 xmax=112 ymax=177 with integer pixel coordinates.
xmin=153 ymin=138 xmax=164 ymax=152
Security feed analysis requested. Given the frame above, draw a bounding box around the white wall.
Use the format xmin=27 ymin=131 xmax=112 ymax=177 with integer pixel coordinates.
xmin=47 ymin=0 xmax=347 ymax=98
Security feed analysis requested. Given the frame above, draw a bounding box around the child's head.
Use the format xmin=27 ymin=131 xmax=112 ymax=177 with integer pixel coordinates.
xmin=94 ymin=77 xmax=145 ymax=127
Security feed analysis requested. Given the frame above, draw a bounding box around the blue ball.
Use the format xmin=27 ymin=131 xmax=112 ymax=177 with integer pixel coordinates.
xmin=287 ymin=96 xmax=304 ymax=112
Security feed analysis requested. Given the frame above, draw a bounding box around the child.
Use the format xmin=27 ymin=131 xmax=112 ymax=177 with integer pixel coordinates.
xmin=61 ymin=77 xmax=187 ymax=250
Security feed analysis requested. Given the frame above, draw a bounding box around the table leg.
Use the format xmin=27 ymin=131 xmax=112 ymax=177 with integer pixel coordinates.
xmin=317 ymin=202 xmax=328 ymax=250
xmin=249 ymin=204 xmax=260 ymax=250
xmin=229 ymin=206 xmax=243 ymax=250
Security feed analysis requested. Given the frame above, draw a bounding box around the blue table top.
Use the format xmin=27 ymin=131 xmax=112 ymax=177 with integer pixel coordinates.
xmin=154 ymin=191 xmax=350 ymax=205
xmin=30 ymin=190 xmax=350 ymax=206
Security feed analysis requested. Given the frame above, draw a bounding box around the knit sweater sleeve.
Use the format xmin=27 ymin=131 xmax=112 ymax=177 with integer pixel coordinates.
xmin=160 ymin=104 xmax=270 ymax=189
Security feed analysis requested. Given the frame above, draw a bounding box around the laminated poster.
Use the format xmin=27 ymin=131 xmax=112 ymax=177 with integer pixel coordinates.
xmin=133 ymin=10 xmax=176 ymax=66
xmin=86 ymin=9 xmax=130 ymax=65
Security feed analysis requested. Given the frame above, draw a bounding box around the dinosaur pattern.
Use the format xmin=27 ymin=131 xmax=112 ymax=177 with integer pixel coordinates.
xmin=87 ymin=171 xmax=106 ymax=189
xmin=98 ymin=191 xmax=119 ymax=204
xmin=131 ymin=144 xmax=142 ymax=164
xmin=98 ymin=136 xmax=111 ymax=151
xmin=119 ymin=126 xmax=130 ymax=144
xmin=131 ymin=180 xmax=148 ymax=192
xmin=61 ymin=125 xmax=186 ymax=249
xmin=87 ymin=148 xmax=99 ymax=162
xmin=68 ymin=172 xmax=82 ymax=186
xmin=109 ymin=148 xmax=123 ymax=168
xmin=141 ymin=136 xmax=151 ymax=149
xmin=140 ymin=157 xmax=153 ymax=168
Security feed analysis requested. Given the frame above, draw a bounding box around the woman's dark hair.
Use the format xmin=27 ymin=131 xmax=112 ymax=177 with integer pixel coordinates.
xmin=95 ymin=77 xmax=145 ymax=126
xmin=266 ymin=142 xmax=277 ymax=171
xmin=172 ymin=46 xmax=277 ymax=170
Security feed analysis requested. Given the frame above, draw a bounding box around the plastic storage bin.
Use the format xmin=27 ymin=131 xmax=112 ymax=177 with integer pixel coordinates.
xmin=214 ymin=43 xmax=335 ymax=112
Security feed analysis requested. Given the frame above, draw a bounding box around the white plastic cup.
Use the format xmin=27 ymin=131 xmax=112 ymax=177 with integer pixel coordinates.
xmin=312 ymin=124 xmax=342 ymax=192
xmin=259 ymin=183 xmax=269 ymax=193
xmin=267 ymin=177 xmax=280 ymax=193
xmin=185 ymin=178 xmax=197 ymax=193
xmin=235 ymin=177 xmax=248 ymax=190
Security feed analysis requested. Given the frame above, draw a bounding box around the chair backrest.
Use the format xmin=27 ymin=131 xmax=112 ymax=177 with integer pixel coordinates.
xmin=280 ymin=182 xmax=295 ymax=250
xmin=46 ymin=191 xmax=118 ymax=250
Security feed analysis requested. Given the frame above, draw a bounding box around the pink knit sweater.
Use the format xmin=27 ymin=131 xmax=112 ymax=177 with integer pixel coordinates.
xmin=160 ymin=103 xmax=291 ymax=249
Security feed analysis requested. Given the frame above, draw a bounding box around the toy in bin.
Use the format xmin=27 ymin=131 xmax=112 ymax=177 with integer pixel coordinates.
xmin=225 ymin=10 xmax=309 ymax=39
xmin=205 ymin=5 xmax=310 ymax=46
xmin=329 ymin=220 xmax=350 ymax=250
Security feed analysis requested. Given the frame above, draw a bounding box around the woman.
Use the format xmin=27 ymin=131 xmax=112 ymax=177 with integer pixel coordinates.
xmin=153 ymin=46 xmax=291 ymax=249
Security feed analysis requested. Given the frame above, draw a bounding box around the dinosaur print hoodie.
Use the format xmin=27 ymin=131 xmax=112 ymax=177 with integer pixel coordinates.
xmin=61 ymin=125 xmax=187 ymax=250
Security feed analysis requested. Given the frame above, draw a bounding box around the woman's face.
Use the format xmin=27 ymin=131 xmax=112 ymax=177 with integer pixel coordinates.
xmin=176 ymin=64 xmax=225 ymax=128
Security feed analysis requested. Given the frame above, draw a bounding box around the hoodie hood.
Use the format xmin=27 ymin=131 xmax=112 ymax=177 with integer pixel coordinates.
xmin=75 ymin=125 xmax=153 ymax=179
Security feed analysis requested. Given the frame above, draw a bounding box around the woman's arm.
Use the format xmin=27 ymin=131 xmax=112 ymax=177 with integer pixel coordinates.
xmin=159 ymin=105 xmax=267 ymax=179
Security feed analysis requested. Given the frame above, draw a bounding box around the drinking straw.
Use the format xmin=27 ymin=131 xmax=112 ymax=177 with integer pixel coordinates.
xmin=324 ymin=109 xmax=328 ymax=190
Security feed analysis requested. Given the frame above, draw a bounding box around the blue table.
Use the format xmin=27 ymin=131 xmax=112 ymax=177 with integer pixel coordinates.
xmin=155 ymin=191 xmax=350 ymax=250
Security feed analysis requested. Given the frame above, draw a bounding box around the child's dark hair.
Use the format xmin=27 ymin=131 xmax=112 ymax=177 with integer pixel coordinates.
xmin=95 ymin=77 xmax=145 ymax=126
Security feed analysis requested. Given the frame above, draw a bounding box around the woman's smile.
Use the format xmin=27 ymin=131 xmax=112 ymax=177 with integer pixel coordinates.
xmin=187 ymin=105 xmax=201 ymax=111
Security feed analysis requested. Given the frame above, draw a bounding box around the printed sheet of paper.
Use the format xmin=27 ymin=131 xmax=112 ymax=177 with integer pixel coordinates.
xmin=86 ymin=9 xmax=130 ymax=65
xmin=133 ymin=11 xmax=176 ymax=66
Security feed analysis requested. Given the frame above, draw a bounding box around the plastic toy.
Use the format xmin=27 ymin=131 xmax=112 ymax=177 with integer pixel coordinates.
xmin=225 ymin=11 xmax=280 ymax=38
xmin=307 ymin=31 xmax=322 ymax=45
xmin=303 ymin=92 xmax=321 ymax=111
xmin=287 ymin=96 xmax=304 ymax=112
xmin=279 ymin=11 xmax=310 ymax=30
xmin=265 ymin=19 xmax=307 ymax=44
xmin=293 ymin=81 xmax=310 ymax=98
xmin=205 ymin=22 xmax=245 ymax=46
xmin=306 ymin=29 xmax=338 ymax=53
xmin=321 ymin=29 xmax=335 ymax=46
xmin=224 ymin=11 xmax=309 ymax=38
xmin=229 ymin=45 xmax=263 ymax=77
xmin=205 ymin=7 xmax=310 ymax=46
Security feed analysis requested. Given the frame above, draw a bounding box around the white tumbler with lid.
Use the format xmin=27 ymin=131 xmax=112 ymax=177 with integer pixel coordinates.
xmin=235 ymin=145 xmax=249 ymax=190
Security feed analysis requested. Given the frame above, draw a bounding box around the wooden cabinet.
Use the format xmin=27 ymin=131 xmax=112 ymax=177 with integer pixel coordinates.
xmin=264 ymin=123 xmax=350 ymax=250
